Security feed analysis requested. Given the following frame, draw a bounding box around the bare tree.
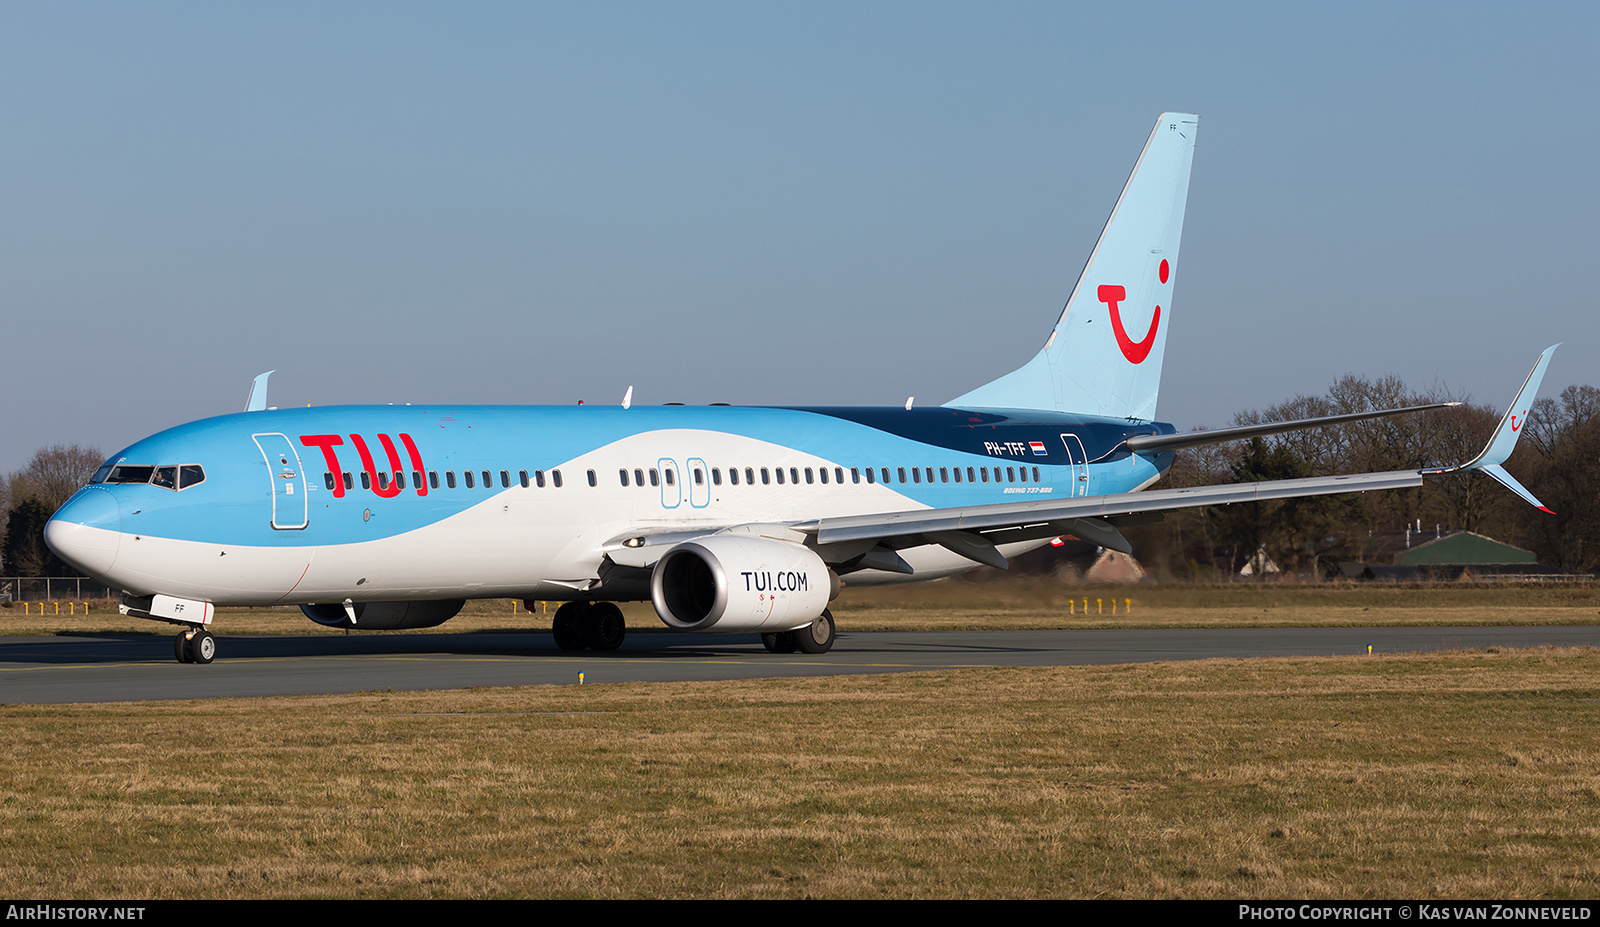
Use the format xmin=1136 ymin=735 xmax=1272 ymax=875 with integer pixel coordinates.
xmin=8 ymin=444 xmax=104 ymax=515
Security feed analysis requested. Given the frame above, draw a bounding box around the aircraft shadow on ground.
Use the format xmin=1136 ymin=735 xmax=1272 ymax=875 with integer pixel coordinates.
xmin=0 ymin=629 xmax=1067 ymax=667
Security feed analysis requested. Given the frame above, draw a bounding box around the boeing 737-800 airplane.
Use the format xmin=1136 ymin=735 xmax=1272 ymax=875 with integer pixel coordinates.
xmin=43 ymin=113 xmax=1558 ymax=664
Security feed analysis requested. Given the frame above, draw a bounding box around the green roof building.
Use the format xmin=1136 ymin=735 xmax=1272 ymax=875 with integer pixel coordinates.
xmin=1392 ymin=531 xmax=1537 ymax=566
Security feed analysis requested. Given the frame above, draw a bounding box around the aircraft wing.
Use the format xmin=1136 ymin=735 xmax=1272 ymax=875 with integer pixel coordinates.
xmin=798 ymin=344 xmax=1560 ymax=568
xmin=609 ymin=346 xmax=1557 ymax=574
xmin=797 ymin=469 xmax=1422 ymax=557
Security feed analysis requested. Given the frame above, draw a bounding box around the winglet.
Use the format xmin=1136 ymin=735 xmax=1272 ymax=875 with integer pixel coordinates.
xmin=1423 ymin=345 xmax=1559 ymax=512
xmin=1480 ymin=463 xmax=1554 ymax=514
xmin=244 ymin=370 xmax=275 ymax=412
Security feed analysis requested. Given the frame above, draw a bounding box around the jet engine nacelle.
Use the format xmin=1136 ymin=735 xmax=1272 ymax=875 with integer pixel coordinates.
xmin=301 ymin=599 xmax=466 ymax=630
xmin=651 ymin=535 xmax=834 ymax=632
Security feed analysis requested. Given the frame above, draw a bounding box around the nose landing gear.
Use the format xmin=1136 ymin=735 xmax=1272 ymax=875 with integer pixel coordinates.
xmin=174 ymin=628 xmax=216 ymax=664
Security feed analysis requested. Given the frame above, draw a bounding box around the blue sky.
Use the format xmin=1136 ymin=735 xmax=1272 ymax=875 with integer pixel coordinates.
xmin=4 ymin=2 xmax=1594 ymax=472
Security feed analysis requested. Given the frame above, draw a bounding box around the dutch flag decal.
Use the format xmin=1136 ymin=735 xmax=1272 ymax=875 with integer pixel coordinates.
xmin=1029 ymin=441 xmax=1048 ymax=456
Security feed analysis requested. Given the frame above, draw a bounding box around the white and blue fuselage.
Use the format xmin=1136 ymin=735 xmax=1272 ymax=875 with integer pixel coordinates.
xmin=49 ymin=403 xmax=1174 ymax=607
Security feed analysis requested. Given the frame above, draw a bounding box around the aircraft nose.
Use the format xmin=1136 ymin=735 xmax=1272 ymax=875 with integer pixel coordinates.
xmin=44 ymin=488 xmax=122 ymax=579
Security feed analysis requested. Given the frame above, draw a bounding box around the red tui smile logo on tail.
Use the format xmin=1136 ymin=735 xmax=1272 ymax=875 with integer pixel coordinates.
xmin=1099 ymin=259 xmax=1167 ymax=364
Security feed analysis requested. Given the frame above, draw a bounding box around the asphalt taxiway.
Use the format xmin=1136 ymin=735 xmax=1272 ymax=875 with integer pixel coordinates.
xmin=3 ymin=625 xmax=1598 ymax=704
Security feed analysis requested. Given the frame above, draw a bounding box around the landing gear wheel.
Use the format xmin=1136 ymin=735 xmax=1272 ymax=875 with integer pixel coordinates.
xmin=585 ymin=602 xmax=627 ymax=652
xmin=793 ymin=608 xmax=836 ymax=655
xmin=191 ymin=630 xmax=216 ymax=664
xmin=175 ymin=632 xmax=193 ymax=664
xmin=761 ymin=632 xmax=798 ymax=654
xmin=551 ymin=602 xmax=589 ymax=651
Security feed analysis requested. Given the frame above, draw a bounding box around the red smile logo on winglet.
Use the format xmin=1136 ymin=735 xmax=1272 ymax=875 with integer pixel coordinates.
xmin=1100 ymin=259 xmax=1167 ymax=365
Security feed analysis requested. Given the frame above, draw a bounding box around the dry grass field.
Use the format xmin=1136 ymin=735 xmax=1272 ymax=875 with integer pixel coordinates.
xmin=5 ymin=579 xmax=1599 ymax=637
xmin=1 ymin=647 xmax=1597 ymax=898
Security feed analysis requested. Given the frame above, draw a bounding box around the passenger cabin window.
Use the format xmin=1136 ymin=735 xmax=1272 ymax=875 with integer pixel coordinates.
xmin=377 ymin=472 xmax=388 ymax=490
xmin=693 ymin=468 xmax=703 ymax=485
xmin=729 ymin=468 xmax=739 ymax=486
xmin=634 ymin=468 xmax=644 ymax=487
xmin=649 ymin=469 xmax=659 ymax=487
xmin=761 ymin=468 xmax=770 ymax=485
xmin=520 ymin=470 xmax=530 ymax=488
xmin=552 ymin=470 xmax=563 ymax=487
xmin=430 ymin=471 xmax=440 ymax=489
xmin=481 ymin=470 xmax=491 ymax=489
xmin=412 ymin=471 xmax=424 ymax=490
xmin=325 ymin=473 xmax=337 ymax=491
xmin=619 ymin=469 xmax=630 ymax=486
xmin=897 ymin=467 xmax=906 ymax=484
xmin=500 ymin=470 xmax=510 ymax=488
xmin=805 ymin=467 xmax=814 ymax=484
xmin=665 ymin=469 xmax=675 ymax=486
xmin=775 ymin=468 xmax=784 ymax=485
xmin=864 ymin=467 xmax=874 ymax=484
xmin=343 ymin=472 xmax=354 ymax=490
xmin=745 ymin=467 xmax=754 ymax=484
xmin=789 ymin=467 xmax=798 ymax=484
xmin=587 ymin=469 xmax=597 ymax=487
xmin=818 ymin=467 xmax=827 ymax=484
xmin=361 ymin=472 xmax=372 ymax=490
xmin=711 ymin=468 xmax=721 ymax=486
xmin=534 ymin=470 xmax=545 ymax=488
xmin=464 ymin=471 xmax=475 ymax=489
xmin=447 ymin=471 xmax=457 ymax=489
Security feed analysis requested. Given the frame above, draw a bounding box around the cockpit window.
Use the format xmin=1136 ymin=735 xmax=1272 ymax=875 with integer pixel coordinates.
xmin=90 ymin=464 xmax=113 ymax=484
xmin=102 ymin=464 xmax=206 ymax=490
xmin=107 ymin=465 xmax=154 ymax=484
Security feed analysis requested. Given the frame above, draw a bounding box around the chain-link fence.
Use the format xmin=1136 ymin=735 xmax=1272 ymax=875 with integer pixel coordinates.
xmin=0 ymin=577 xmax=117 ymax=602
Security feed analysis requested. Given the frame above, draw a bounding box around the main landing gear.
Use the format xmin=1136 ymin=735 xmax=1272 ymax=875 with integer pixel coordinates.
xmin=762 ymin=608 xmax=835 ymax=655
xmin=174 ymin=628 xmax=216 ymax=664
xmin=550 ymin=601 xmax=627 ymax=652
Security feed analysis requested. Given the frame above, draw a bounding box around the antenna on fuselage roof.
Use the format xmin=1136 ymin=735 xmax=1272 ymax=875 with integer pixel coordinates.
xmin=622 ymin=385 xmax=633 ymax=410
xmin=905 ymin=396 xmax=915 ymax=410
xmin=244 ymin=370 xmax=275 ymax=412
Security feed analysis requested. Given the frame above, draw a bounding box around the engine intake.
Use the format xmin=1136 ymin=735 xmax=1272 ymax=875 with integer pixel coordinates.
xmin=301 ymin=599 xmax=466 ymax=630
xmin=651 ymin=535 xmax=833 ymax=632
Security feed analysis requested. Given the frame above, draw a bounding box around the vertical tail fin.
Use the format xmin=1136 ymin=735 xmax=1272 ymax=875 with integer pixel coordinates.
xmin=947 ymin=113 xmax=1198 ymax=420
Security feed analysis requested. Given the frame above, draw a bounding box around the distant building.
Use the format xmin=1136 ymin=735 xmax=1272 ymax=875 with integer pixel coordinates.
xmin=1339 ymin=530 xmax=1561 ymax=581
